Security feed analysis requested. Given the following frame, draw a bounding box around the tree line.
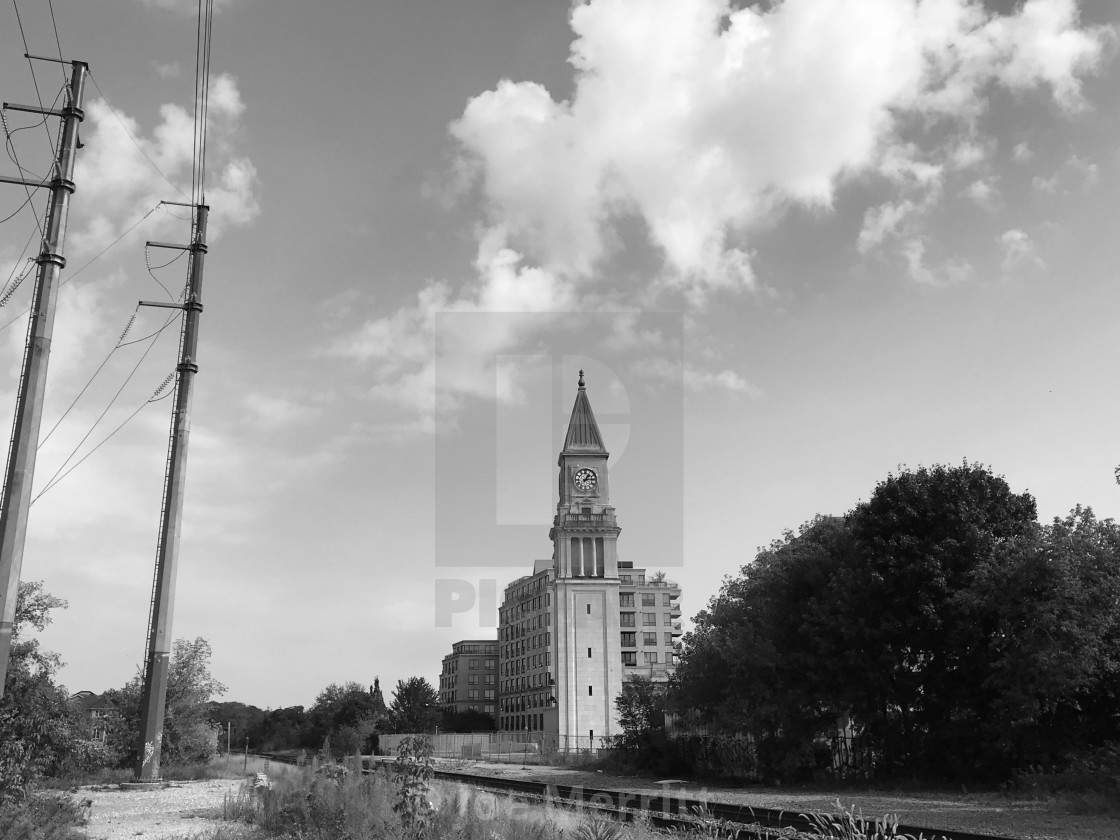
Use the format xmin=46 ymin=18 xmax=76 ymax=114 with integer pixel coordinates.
xmin=624 ymin=462 xmax=1120 ymax=785
xmin=0 ymin=582 xmax=482 ymax=798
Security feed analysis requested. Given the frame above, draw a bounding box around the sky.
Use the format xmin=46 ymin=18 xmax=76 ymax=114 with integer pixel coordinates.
xmin=1 ymin=0 xmax=1118 ymax=711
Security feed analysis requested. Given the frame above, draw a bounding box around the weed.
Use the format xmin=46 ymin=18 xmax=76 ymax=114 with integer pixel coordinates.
xmin=393 ymin=734 xmax=435 ymax=839
xmin=573 ymin=812 xmax=624 ymax=840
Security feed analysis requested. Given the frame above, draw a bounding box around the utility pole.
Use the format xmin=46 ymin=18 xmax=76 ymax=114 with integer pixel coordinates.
xmin=0 ymin=59 xmax=88 ymax=697
xmin=133 ymin=202 xmax=208 ymax=781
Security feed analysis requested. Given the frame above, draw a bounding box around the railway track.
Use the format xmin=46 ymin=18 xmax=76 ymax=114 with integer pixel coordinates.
xmin=257 ymin=753 xmax=1018 ymax=840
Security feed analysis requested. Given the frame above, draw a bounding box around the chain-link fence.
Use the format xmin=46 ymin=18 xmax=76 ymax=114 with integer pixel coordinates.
xmin=379 ymin=732 xmax=614 ymax=764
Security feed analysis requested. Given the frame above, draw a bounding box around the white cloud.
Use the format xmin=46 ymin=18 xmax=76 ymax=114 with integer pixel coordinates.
xmin=902 ymin=239 xmax=972 ymax=287
xmin=339 ymin=0 xmax=1110 ymax=430
xmin=1000 ymin=229 xmax=1047 ymax=275
xmin=964 ymin=178 xmax=999 ymax=209
xmin=1012 ymin=141 xmax=1034 ymax=162
xmin=1031 ymin=153 xmax=1100 ymax=194
xmin=330 ymin=231 xmax=580 ymax=429
xmin=682 ymin=365 xmax=762 ymax=397
xmin=73 ymin=75 xmax=259 ymax=251
xmin=449 ymin=0 xmax=1109 ymax=298
xmin=243 ymin=391 xmax=322 ymax=430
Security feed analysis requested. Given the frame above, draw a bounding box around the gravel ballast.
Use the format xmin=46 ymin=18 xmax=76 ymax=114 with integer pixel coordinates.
xmin=78 ymin=779 xmax=246 ymax=840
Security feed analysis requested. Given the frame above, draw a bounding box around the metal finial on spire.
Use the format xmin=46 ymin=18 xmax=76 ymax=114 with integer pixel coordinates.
xmin=578 ymin=369 xmax=585 ymax=388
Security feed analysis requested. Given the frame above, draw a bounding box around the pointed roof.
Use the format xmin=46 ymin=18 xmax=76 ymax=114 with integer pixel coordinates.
xmin=562 ymin=370 xmax=607 ymax=454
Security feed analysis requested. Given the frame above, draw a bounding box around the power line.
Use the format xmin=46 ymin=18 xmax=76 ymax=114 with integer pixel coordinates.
xmin=88 ymin=72 xmax=188 ymax=200
xmin=10 ymin=0 xmax=60 ymax=159
xmin=31 ymin=369 xmax=178 ymax=505
xmin=1 ymin=92 xmax=47 ymax=241
xmin=45 ymin=0 xmax=67 ymax=92
xmin=0 ymin=203 xmax=163 ymax=334
xmin=37 ymin=306 xmax=139 ymax=450
xmin=31 ymin=310 xmax=181 ymax=503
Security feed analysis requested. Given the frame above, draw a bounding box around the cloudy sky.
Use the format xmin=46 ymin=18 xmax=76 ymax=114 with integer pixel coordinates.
xmin=1 ymin=0 xmax=1118 ymax=710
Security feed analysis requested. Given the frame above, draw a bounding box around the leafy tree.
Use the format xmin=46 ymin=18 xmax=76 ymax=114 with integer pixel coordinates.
xmin=831 ymin=463 xmax=1037 ymax=776
xmin=389 ymin=677 xmax=439 ymax=733
xmin=0 ymin=582 xmax=76 ymax=798
xmin=105 ymin=637 xmax=227 ymax=768
xmin=310 ymin=681 xmax=388 ymax=755
xmin=246 ymin=705 xmax=314 ymax=752
xmin=676 ymin=514 xmax=853 ymax=777
xmin=614 ymin=677 xmax=666 ymax=751
xmin=676 ymin=463 xmax=1120 ymax=782
xmin=966 ymin=506 xmax=1120 ymax=769
xmin=207 ymin=700 xmax=264 ymax=753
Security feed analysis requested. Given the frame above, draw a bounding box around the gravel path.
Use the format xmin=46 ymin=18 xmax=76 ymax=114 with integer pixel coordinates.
xmin=77 ymin=779 xmax=249 ymax=840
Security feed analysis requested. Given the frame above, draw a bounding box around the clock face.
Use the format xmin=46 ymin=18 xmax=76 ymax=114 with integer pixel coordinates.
xmin=573 ymin=468 xmax=598 ymax=493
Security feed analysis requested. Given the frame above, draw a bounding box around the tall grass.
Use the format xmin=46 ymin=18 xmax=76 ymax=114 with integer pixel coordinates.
xmin=202 ymin=760 xmax=937 ymax=840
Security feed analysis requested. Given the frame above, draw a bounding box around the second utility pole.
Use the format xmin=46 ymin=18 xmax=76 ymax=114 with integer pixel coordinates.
xmin=133 ymin=202 xmax=208 ymax=781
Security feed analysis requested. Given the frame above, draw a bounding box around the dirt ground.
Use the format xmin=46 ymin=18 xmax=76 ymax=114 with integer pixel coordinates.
xmin=438 ymin=759 xmax=1120 ymax=840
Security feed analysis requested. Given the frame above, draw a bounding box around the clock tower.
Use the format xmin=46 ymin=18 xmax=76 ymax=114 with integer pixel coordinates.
xmin=549 ymin=370 xmax=623 ymax=742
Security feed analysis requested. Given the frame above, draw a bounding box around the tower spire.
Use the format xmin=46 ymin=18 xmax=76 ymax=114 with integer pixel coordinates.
xmin=562 ymin=372 xmax=606 ymax=455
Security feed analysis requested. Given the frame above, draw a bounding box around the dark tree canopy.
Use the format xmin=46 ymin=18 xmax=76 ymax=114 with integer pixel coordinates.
xmin=676 ymin=463 xmax=1120 ymax=782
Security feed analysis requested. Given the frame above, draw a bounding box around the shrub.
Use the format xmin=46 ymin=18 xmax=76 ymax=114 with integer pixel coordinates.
xmin=0 ymin=792 xmax=90 ymax=840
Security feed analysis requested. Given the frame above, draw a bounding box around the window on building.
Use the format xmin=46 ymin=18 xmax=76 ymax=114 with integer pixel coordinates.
xmin=622 ymin=652 xmax=637 ymax=666
xmin=621 ymin=632 xmax=635 ymax=647
xmin=638 ymin=575 xmax=646 ymax=584
xmin=664 ymin=613 xmax=673 ymax=626
xmin=469 ymin=659 xmax=479 ymax=669
xmin=484 ymin=690 xmax=495 ymax=699
xmin=620 ymin=575 xmax=632 ymax=584
xmin=468 ymin=675 xmax=478 ymax=685
xmin=620 ymin=593 xmax=634 ymax=607
xmin=664 ymin=632 xmax=673 ymax=646
xmin=642 ymin=593 xmax=655 ymax=606
xmin=644 ymin=652 xmax=658 ymax=665
xmin=468 ymin=689 xmax=479 ymax=699
xmin=588 ymin=685 xmax=593 ymax=696
xmin=485 ymin=659 xmax=495 ymax=669
xmin=586 ymin=603 xmax=591 ymax=614
xmin=643 ymin=632 xmax=657 ymax=646
xmin=663 ymin=593 xmax=672 ymax=606
xmin=485 ymin=675 xmax=495 ymax=685
xmin=620 ymin=613 xmax=635 ymax=627
xmin=587 ymin=647 xmax=592 ymax=658
xmin=643 ymin=612 xmax=656 ymax=626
